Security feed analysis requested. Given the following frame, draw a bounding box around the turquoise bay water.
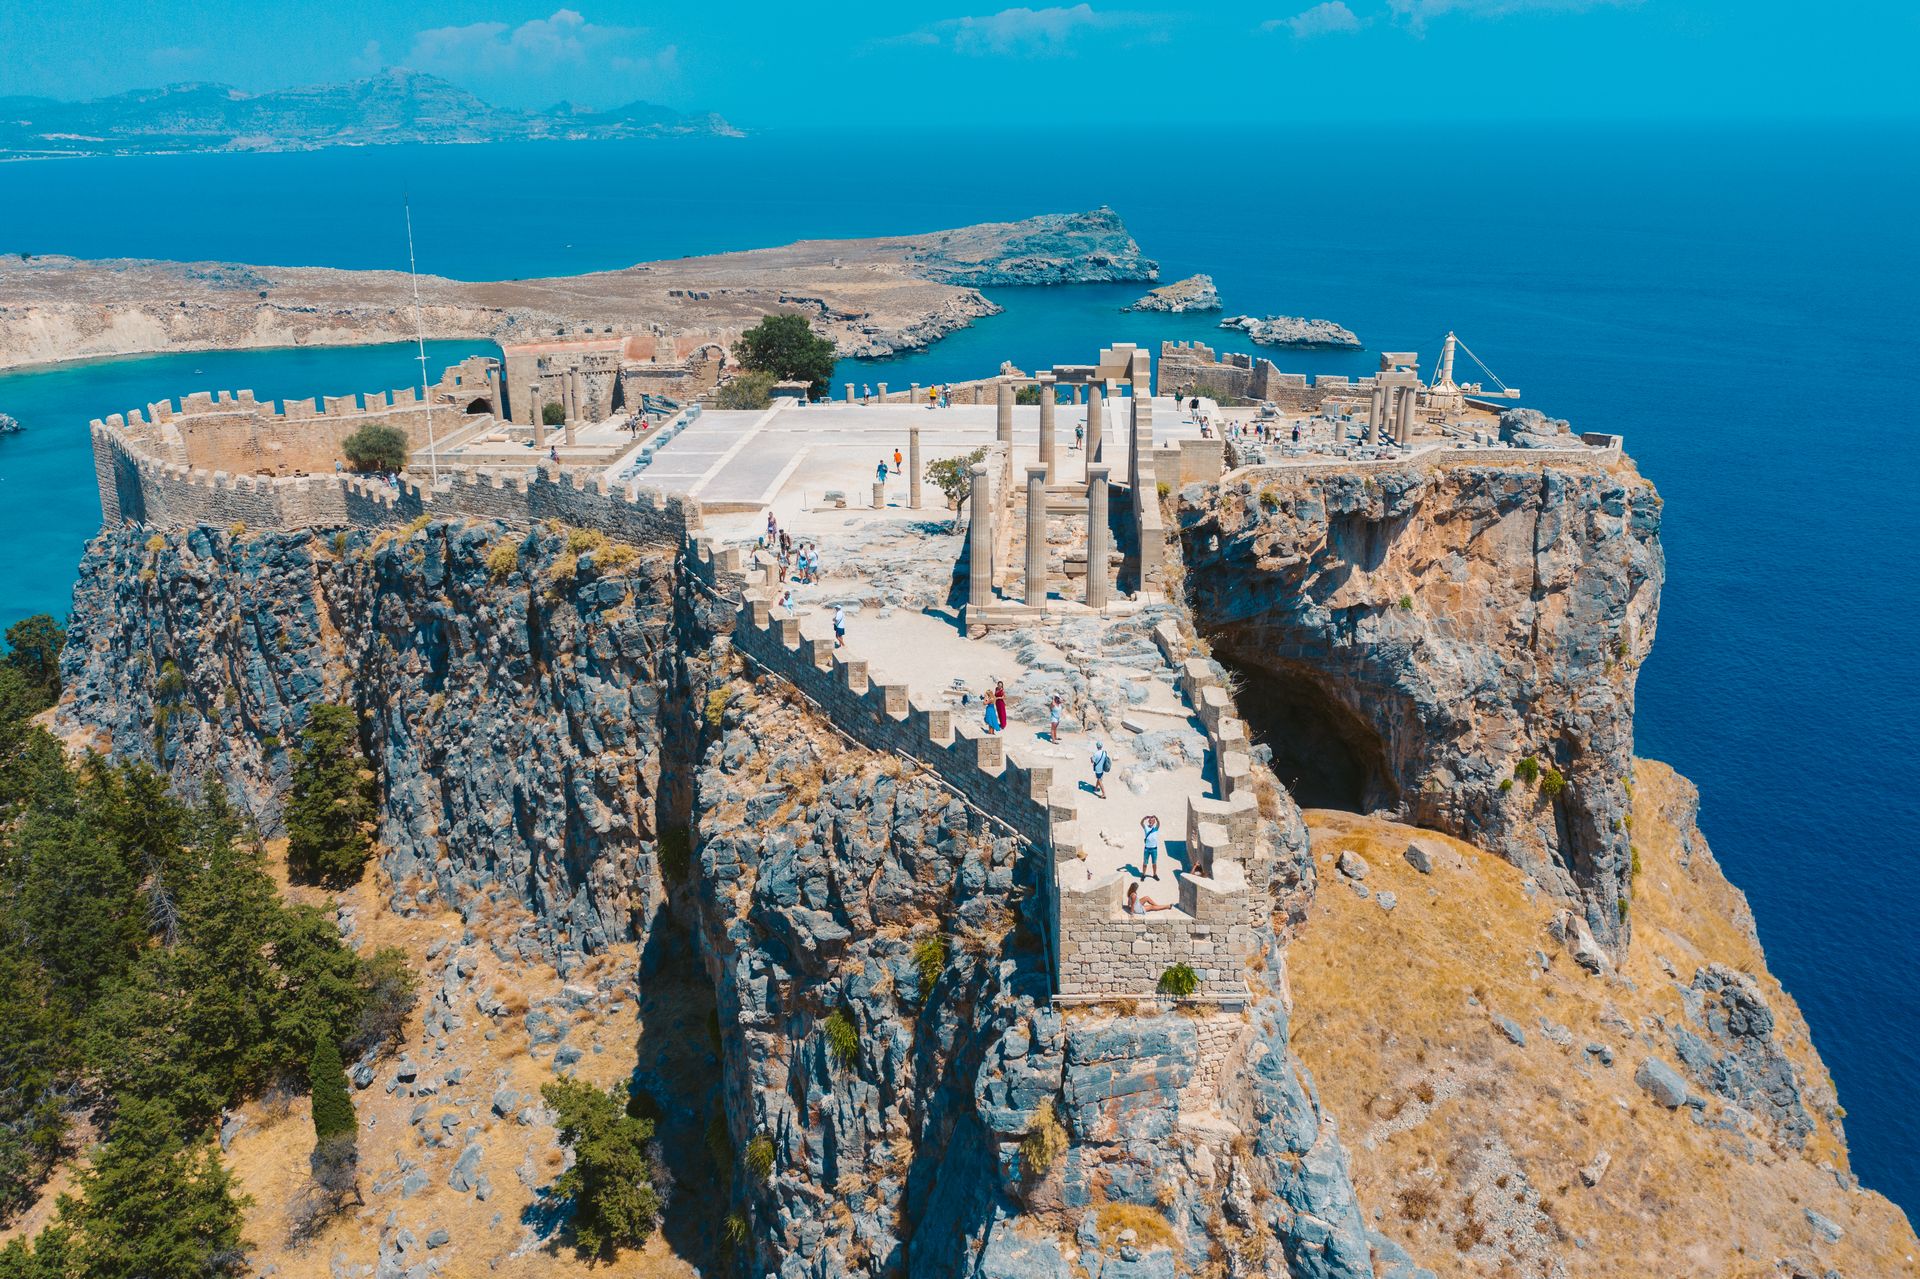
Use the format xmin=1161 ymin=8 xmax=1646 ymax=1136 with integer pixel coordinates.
xmin=0 ymin=127 xmax=1914 ymax=1213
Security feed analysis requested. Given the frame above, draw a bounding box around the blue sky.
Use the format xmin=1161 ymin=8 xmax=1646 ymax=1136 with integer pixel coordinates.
xmin=1 ymin=1 xmax=1914 ymax=125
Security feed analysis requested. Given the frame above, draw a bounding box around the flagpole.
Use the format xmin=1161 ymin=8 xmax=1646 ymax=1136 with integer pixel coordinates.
xmin=405 ymin=196 xmax=439 ymax=489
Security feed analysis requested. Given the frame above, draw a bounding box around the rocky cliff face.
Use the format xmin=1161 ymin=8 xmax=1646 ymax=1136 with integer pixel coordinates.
xmin=59 ymin=520 xmax=687 ymax=961
xmin=686 ymin=668 xmax=1383 ymax=1278
xmin=56 ymin=519 xmax=1388 ymax=1277
xmin=1177 ymin=458 xmax=1663 ymax=949
xmin=1126 ymin=274 xmax=1221 ymax=313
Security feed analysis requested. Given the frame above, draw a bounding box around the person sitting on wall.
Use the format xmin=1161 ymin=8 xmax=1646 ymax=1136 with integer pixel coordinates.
xmin=1125 ymin=882 xmax=1170 ymax=915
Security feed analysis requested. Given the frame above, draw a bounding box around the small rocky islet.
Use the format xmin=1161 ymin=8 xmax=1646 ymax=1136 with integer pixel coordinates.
xmin=1219 ymin=312 xmax=1364 ymax=349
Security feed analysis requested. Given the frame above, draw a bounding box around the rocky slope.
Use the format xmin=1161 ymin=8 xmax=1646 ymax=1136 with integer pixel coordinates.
xmin=1126 ymin=274 xmax=1221 ymax=313
xmin=1284 ymin=764 xmax=1917 ymax=1278
xmin=1219 ymin=315 xmax=1362 ymax=350
xmin=1177 ymin=456 xmax=1663 ymax=951
xmin=0 ymin=209 xmax=1148 ymax=370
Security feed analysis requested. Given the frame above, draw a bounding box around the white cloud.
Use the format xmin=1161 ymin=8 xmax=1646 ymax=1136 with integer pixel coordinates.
xmin=1388 ymin=0 xmax=1638 ymax=32
xmin=405 ymin=9 xmax=674 ymax=80
xmin=891 ymin=5 xmax=1163 ymax=58
xmin=1264 ymin=1 xmax=1363 ymax=37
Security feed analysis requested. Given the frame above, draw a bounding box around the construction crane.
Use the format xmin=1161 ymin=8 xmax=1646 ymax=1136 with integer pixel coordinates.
xmin=1426 ymin=332 xmax=1521 ymax=412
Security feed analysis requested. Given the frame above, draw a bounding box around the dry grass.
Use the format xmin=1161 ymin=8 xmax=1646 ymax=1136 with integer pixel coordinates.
xmin=1091 ymin=1202 xmax=1179 ymax=1254
xmin=1285 ymin=762 xmax=1920 ymax=1279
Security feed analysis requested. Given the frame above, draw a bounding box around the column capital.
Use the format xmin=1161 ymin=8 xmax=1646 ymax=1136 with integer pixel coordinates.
xmin=1026 ymin=463 xmax=1050 ymax=480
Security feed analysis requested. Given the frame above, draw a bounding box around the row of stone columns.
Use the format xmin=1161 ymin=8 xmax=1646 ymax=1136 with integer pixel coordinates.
xmin=1367 ymin=380 xmax=1420 ymax=447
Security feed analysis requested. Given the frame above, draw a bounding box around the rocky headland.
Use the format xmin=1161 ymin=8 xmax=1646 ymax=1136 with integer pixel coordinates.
xmin=1125 ymin=274 xmax=1221 ymax=313
xmin=0 ymin=208 xmax=1155 ymax=371
xmin=18 ymin=373 xmax=1914 ymax=1276
xmin=1219 ymin=314 xmax=1363 ymax=350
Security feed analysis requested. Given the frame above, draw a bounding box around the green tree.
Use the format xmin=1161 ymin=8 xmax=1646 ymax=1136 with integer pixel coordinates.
xmin=284 ymin=704 xmax=376 ymax=885
xmin=714 ymin=369 xmax=777 ymax=411
xmin=924 ymin=449 xmax=987 ymax=529
xmin=734 ymin=314 xmax=835 ymax=398
xmin=56 ymin=1096 xmax=248 ymax=1279
xmin=309 ymin=1035 xmax=356 ymax=1146
xmin=3 ymin=616 xmax=64 ymax=707
xmin=541 ymin=1078 xmax=662 ymax=1258
xmin=340 ymin=424 xmax=409 ymax=473
xmin=542 ymin=401 xmax=567 ymax=427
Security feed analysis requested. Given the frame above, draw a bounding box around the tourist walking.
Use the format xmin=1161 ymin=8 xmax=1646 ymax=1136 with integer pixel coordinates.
xmin=894 ymin=447 xmax=903 ymax=473
xmin=1089 ymin=741 xmax=1112 ymax=798
xmin=877 ymin=458 xmax=890 ymax=485
xmin=993 ymin=681 xmax=1008 ymax=737
xmin=1048 ymin=692 xmax=1064 ymax=742
xmin=1140 ymin=815 xmax=1161 ymax=881
xmin=982 ymin=691 xmax=999 ymax=735
xmin=767 ymin=511 xmax=779 ymax=542
xmin=1074 ymin=421 xmax=1085 ymax=451
xmin=833 ymin=604 xmax=846 ymax=648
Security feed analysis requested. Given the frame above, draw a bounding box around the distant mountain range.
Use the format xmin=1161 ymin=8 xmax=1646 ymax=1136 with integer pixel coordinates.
xmin=0 ymin=69 xmax=742 ymax=158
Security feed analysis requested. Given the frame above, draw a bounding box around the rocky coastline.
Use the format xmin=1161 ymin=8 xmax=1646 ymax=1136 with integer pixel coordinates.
xmin=1219 ymin=313 xmax=1363 ymax=350
xmin=0 ymin=208 xmax=1154 ymax=371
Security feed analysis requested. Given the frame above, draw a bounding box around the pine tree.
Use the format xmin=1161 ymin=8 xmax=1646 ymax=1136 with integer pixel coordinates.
xmin=284 ymin=704 xmax=376 ymax=885
xmin=308 ymin=1036 xmax=355 ymax=1145
xmin=58 ymin=1095 xmax=248 ymax=1279
xmin=542 ymin=1078 xmax=662 ymax=1257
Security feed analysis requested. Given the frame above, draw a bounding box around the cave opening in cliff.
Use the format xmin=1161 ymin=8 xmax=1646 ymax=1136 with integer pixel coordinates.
xmin=1217 ymin=654 xmax=1395 ymax=813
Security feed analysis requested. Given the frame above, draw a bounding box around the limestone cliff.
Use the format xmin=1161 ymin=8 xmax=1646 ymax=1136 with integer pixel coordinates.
xmin=54 ymin=520 xmax=1381 ymax=1277
xmin=686 ymin=667 xmax=1380 ymax=1278
xmin=59 ymin=520 xmax=688 ymax=960
xmin=1178 ymin=457 xmax=1662 ymax=949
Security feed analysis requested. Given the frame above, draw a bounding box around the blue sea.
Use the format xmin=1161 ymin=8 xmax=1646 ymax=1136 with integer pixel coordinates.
xmin=1 ymin=126 xmax=1914 ymax=1213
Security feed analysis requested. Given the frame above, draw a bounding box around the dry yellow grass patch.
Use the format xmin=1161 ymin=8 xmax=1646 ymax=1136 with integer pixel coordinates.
xmin=1286 ymin=761 xmax=1919 ymax=1279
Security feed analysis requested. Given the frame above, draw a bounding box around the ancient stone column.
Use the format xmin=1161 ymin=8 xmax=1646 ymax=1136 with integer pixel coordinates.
xmin=967 ymin=461 xmax=993 ymax=615
xmin=572 ymin=368 xmax=588 ymax=422
xmin=910 ymin=383 xmax=921 ymax=407
xmin=1398 ymin=387 xmax=1416 ymax=444
xmin=487 ymin=365 xmax=505 ymax=420
xmin=1085 ymin=465 xmax=1111 ymax=611
xmin=1368 ymin=384 xmax=1384 ymax=446
xmin=996 ymin=380 xmax=1015 ymax=446
xmin=530 ymin=383 xmax=547 ymax=448
xmin=1037 ymin=373 xmax=1057 ymax=482
xmin=909 ymin=425 xmax=923 ymax=509
xmin=845 ymin=382 xmax=856 ymax=404
xmin=1073 ymin=384 xmax=1084 ymax=405
xmin=564 ymin=420 xmax=577 ymax=447
xmin=877 ymin=382 xmax=889 ymax=403
xmin=1085 ymin=383 xmax=1105 ymax=463
xmin=1025 ymin=464 xmax=1049 ymax=607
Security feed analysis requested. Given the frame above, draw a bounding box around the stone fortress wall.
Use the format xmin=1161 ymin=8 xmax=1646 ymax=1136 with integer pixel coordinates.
xmin=104 ymin=357 xmax=502 ymax=479
xmin=1159 ymin=339 xmax=1380 ymax=410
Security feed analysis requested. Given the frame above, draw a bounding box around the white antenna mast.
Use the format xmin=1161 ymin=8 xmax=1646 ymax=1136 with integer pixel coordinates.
xmin=405 ymin=196 xmax=440 ymax=489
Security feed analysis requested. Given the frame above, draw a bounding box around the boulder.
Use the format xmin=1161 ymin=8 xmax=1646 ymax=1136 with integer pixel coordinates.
xmin=1634 ymin=1057 xmax=1692 ymax=1109
xmin=1403 ymin=842 xmax=1434 ymax=874
xmin=1337 ymin=850 xmax=1371 ymax=880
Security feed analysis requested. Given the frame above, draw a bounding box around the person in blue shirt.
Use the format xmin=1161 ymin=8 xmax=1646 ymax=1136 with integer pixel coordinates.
xmin=1141 ymin=815 xmax=1162 ymax=880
